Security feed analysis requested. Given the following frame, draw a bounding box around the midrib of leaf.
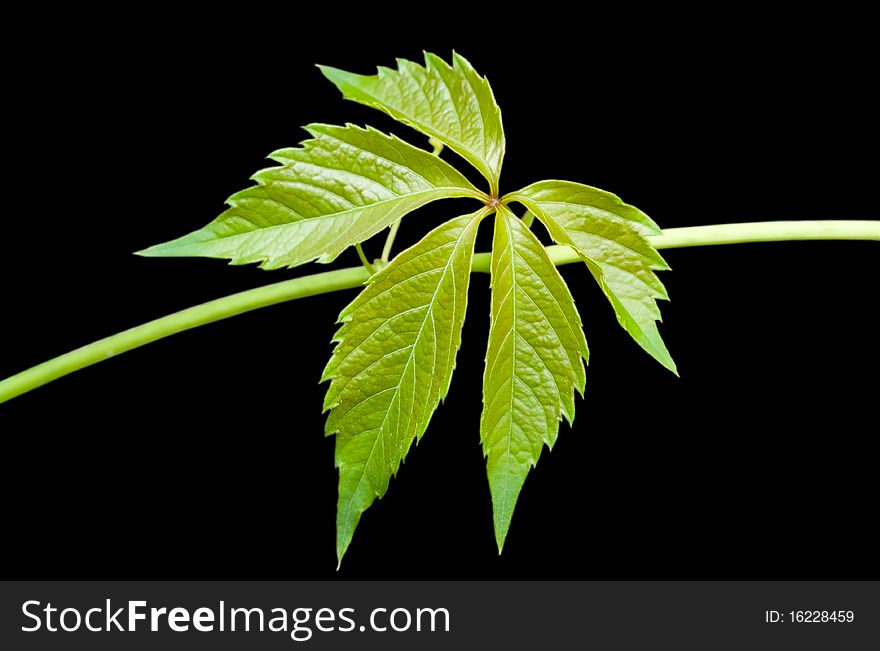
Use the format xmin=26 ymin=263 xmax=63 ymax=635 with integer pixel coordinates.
xmin=363 ymin=96 xmax=491 ymax=188
xmin=517 ymin=261 xmax=575 ymax=397
xmin=139 ymin=123 xmax=483 ymax=269
xmin=508 ymin=182 xmax=661 ymax=235
xmin=327 ymin=210 xmax=486 ymax=563
xmin=342 ymin=235 xmax=457 ymax=470
xmin=481 ymin=208 xmax=588 ymax=550
xmin=484 ymin=215 xmax=586 ymax=407
xmin=584 ymin=255 xmax=669 ymax=362
xmin=172 ymin=189 xmax=464 ymax=250
xmin=319 ymin=53 xmax=504 ymax=194
xmin=278 ymin=129 xmax=449 ymax=190
xmin=495 ymin=217 xmax=518 ymax=539
xmin=509 ymin=187 xmax=676 ymax=374
xmin=429 ymin=65 xmax=490 ymax=181
xmin=510 ymin=197 xmax=662 ymax=265
xmin=325 ymin=243 xmax=457 ymax=381
xmin=558 ymin=221 xmax=668 ymax=271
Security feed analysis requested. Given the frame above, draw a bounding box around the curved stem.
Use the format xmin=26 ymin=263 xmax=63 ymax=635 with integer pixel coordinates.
xmin=651 ymin=219 xmax=880 ymax=249
xmin=381 ymin=220 xmax=401 ymax=263
xmin=0 ymin=266 xmax=370 ymax=404
xmin=1 ymin=220 xmax=877 ymax=405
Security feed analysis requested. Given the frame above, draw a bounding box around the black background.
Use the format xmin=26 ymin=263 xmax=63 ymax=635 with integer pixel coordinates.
xmin=2 ymin=9 xmax=877 ymax=579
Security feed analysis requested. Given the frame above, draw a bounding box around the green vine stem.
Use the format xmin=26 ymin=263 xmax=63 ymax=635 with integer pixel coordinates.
xmin=354 ymin=243 xmax=376 ymax=274
xmin=1 ymin=220 xmax=877 ymax=405
xmin=381 ymin=220 xmax=401 ymax=263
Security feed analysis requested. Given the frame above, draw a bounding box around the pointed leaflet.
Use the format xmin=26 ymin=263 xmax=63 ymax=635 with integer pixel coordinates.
xmin=138 ymin=124 xmax=480 ymax=269
xmin=512 ymin=180 xmax=677 ymax=373
xmin=320 ymin=52 xmax=505 ymax=193
xmin=481 ymin=206 xmax=589 ymax=551
xmin=323 ymin=210 xmax=485 ymax=563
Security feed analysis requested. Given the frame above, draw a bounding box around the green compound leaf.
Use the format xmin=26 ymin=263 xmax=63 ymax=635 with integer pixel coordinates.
xmin=481 ymin=206 xmax=589 ymax=551
xmin=320 ymin=52 xmax=505 ymax=194
xmin=511 ymin=180 xmax=677 ymax=374
xmin=138 ymin=124 xmax=480 ymax=270
xmin=323 ymin=210 xmax=485 ymax=564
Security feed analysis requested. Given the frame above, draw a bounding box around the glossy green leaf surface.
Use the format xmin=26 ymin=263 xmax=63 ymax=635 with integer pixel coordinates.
xmin=139 ymin=124 xmax=479 ymax=269
xmin=320 ymin=53 xmax=505 ymax=193
xmin=323 ymin=210 xmax=485 ymax=563
xmin=481 ymin=206 xmax=589 ymax=550
xmin=512 ymin=180 xmax=676 ymax=373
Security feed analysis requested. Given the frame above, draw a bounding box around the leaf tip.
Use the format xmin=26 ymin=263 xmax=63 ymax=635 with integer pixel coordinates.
xmin=654 ymin=349 xmax=679 ymax=376
xmin=336 ymin=527 xmax=355 ymax=570
xmin=450 ymin=50 xmax=472 ymax=71
xmin=315 ymin=63 xmax=338 ymax=76
xmin=494 ymin=525 xmax=508 ymax=555
xmin=336 ymin=541 xmax=348 ymax=572
xmin=318 ymin=64 xmax=359 ymax=93
xmin=492 ymin=504 xmax=514 ymax=555
xmin=134 ymin=241 xmax=179 ymax=258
